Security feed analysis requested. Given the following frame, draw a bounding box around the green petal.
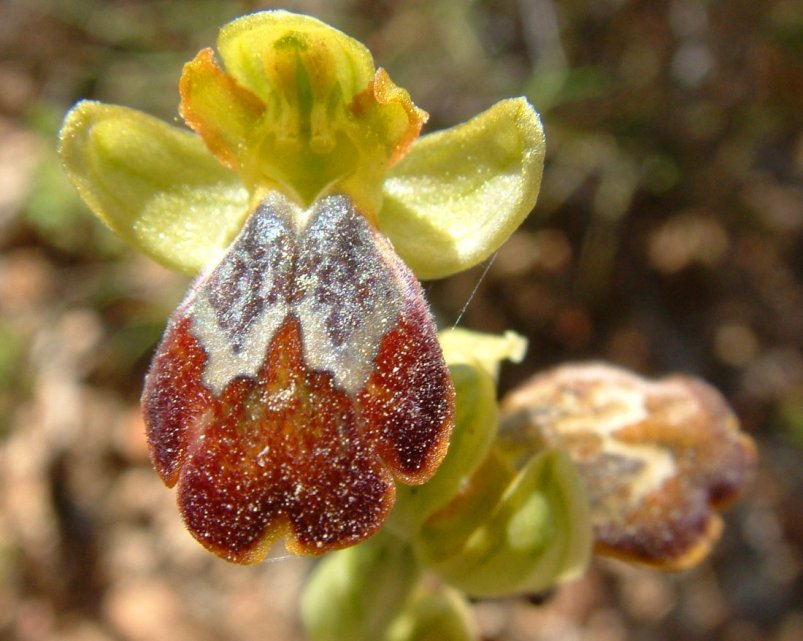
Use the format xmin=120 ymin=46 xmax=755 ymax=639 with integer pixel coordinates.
xmin=381 ymin=98 xmax=545 ymax=280
xmin=416 ymin=449 xmax=592 ymax=598
xmin=179 ymin=47 xmax=266 ymax=172
xmin=58 ymin=101 xmax=249 ymax=274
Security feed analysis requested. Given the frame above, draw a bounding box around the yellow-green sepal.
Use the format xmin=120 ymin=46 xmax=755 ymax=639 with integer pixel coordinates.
xmin=58 ymin=101 xmax=249 ymax=274
xmin=300 ymin=531 xmax=420 ymax=641
xmin=380 ymin=97 xmax=545 ymax=280
xmin=415 ymin=448 xmax=592 ymax=598
xmin=216 ymin=10 xmax=374 ymax=107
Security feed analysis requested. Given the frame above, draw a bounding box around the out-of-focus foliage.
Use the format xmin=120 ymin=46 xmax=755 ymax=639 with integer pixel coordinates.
xmin=0 ymin=1 xmax=800 ymax=640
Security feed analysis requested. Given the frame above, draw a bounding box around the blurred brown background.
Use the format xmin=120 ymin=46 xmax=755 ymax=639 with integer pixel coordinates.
xmin=0 ymin=1 xmax=801 ymax=640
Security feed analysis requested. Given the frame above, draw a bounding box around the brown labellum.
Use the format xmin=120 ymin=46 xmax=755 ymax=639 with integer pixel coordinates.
xmin=142 ymin=192 xmax=454 ymax=563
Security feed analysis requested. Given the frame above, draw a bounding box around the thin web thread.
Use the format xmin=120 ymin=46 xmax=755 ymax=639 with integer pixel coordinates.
xmin=452 ymin=251 xmax=499 ymax=329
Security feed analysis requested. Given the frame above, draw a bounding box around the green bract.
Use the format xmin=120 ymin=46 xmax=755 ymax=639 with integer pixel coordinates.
xmin=300 ymin=531 xmax=422 ymax=641
xmin=57 ymin=9 xmax=544 ymax=280
xmin=388 ymin=329 xmax=527 ymax=536
xmin=407 ymin=329 xmax=591 ymax=598
xmin=301 ymin=530 xmax=477 ymax=641
xmin=383 ymin=586 xmax=476 ymax=641
xmin=415 ymin=448 xmax=592 ymax=597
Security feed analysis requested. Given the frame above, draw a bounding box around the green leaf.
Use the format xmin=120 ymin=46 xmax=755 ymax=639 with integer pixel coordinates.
xmin=58 ymin=101 xmax=249 ymax=274
xmin=380 ymin=98 xmax=545 ymax=280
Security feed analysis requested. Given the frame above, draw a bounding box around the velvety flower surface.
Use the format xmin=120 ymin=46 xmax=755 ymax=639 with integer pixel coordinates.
xmin=57 ymin=10 xmax=545 ymax=562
